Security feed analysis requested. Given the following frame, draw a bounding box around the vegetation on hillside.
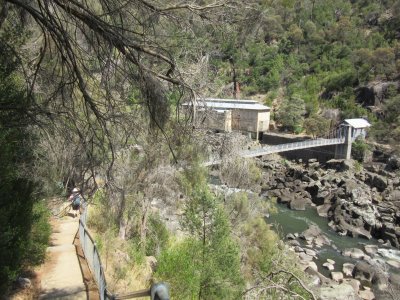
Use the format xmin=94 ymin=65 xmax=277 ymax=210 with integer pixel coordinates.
xmin=0 ymin=29 xmax=50 ymax=292
xmin=208 ymin=0 xmax=399 ymax=143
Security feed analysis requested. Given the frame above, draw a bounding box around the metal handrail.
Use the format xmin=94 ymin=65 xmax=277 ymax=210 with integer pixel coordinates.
xmin=79 ymin=206 xmax=170 ymax=300
xmin=241 ymin=137 xmax=345 ymax=158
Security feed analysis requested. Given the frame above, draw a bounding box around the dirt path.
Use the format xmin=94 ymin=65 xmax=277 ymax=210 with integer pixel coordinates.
xmin=38 ymin=213 xmax=87 ymax=299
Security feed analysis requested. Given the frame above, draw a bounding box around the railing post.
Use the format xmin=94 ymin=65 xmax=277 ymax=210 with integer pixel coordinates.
xmin=151 ymin=283 xmax=170 ymax=300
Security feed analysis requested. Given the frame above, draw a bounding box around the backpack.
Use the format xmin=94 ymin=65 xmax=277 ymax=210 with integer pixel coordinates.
xmin=73 ymin=196 xmax=81 ymax=206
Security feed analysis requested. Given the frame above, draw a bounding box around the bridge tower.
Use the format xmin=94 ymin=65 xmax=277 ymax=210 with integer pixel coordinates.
xmin=334 ymin=125 xmax=352 ymax=160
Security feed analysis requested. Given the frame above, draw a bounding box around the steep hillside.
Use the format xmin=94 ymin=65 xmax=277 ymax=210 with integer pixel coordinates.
xmin=207 ymin=0 xmax=400 ymax=148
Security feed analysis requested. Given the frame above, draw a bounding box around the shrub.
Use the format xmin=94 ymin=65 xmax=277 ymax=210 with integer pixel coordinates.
xmin=276 ymin=96 xmax=306 ymax=133
xmin=26 ymin=201 xmax=51 ymax=265
xmin=145 ymin=214 xmax=169 ymax=256
xmin=352 ymin=138 xmax=369 ymax=162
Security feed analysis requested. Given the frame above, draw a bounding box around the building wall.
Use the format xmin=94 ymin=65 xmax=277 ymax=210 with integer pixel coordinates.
xmin=257 ymin=111 xmax=270 ymax=132
xmin=198 ymin=110 xmax=232 ymax=132
xmin=352 ymin=128 xmax=366 ymax=139
xmin=231 ymin=109 xmax=260 ymax=132
xmin=194 ymin=107 xmax=270 ymax=135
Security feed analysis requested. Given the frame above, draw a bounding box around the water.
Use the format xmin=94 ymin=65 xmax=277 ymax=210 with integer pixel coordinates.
xmin=268 ymin=203 xmax=400 ymax=277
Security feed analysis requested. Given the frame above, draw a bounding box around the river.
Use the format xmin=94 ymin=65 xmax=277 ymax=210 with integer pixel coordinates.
xmin=268 ymin=203 xmax=400 ymax=278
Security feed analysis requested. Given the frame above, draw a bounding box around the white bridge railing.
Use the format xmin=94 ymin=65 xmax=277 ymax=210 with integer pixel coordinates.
xmin=204 ymin=137 xmax=345 ymax=166
xmin=241 ymin=138 xmax=345 ymax=158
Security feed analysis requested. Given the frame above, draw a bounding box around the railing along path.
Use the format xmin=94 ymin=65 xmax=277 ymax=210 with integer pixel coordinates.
xmin=79 ymin=205 xmax=169 ymax=300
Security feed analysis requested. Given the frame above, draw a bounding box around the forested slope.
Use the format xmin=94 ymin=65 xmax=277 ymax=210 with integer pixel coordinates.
xmin=206 ymin=0 xmax=400 ymax=147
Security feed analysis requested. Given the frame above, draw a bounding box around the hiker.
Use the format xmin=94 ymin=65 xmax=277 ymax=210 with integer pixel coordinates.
xmin=69 ymin=187 xmax=81 ymax=217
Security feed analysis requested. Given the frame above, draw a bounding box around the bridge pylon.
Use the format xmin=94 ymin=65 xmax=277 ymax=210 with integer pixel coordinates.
xmin=334 ymin=125 xmax=352 ymax=160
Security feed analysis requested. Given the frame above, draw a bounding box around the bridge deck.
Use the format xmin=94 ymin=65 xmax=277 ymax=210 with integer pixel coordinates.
xmin=205 ymin=137 xmax=345 ymax=166
xmin=242 ymin=138 xmax=344 ymax=158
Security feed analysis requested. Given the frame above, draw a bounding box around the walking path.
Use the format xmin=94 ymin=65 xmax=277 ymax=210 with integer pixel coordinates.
xmin=39 ymin=209 xmax=87 ymax=299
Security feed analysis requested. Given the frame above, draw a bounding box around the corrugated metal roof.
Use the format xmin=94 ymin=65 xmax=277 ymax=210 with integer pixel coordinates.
xmin=344 ymin=118 xmax=371 ymax=128
xmin=182 ymin=99 xmax=269 ymax=111
xmin=204 ymin=98 xmax=258 ymax=104
xmin=201 ymin=101 xmax=269 ymax=111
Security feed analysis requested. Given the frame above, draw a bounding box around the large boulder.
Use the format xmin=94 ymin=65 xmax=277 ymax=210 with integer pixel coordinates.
xmin=355 ymin=81 xmax=399 ymax=107
xmin=17 ymin=277 xmax=31 ymax=289
xmin=343 ymin=248 xmax=365 ymax=259
xmin=386 ymin=155 xmax=400 ymax=171
xmin=331 ymin=207 xmax=373 ymax=239
xmin=353 ymin=261 xmax=375 ymax=282
xmin=372 ymin=174 xmax=388 ymax=192
xmin=387 ymin=260 xmax=400 ymax=269
xmin=323 ymin=262 xmax=335 ymax=271
xmin=343 ymin=278 xmax=360 ymax=294
xmin=326 ymin=159 xmax=353 ymax=172
xmin=286 ymin=233 xmax=296 ymax=240
xmin=301 ymin=225 xmax=322 ymax=240
xmin=331 ymin=272 xmax=344 ymax=282
xmin=316 ymin=190 xmax=334 ymax=205
xmin=305 ymin=266 xmax=331 ymax=285
xmin=278 ymin=189 xmax=293 ymax=204
xmin=305 ymin=248 xmax=317 ymax=256
xmin=387 ymin=189 xmax=400 ymax=201
xmin=349 ymin=187 xmax=372 ymax=207
xmin=308 ymin=261 xmax=318 ymax=272
xmin=358 ymin=289 xmax=375 ymax=300
xmin=364 ymin=245 xmax=378 ymax=256
xmin=343 ymin=263 xmax=355 ymax=277
xmin=300 ymin=225 xmax=332 ymax=248
xmin=289 ymin=196 xmax=310 ymax=210
xmin=319 ymin=284 xmax=361 ymax=300
xmin=298 ymin=252 xmax=314 ymax=262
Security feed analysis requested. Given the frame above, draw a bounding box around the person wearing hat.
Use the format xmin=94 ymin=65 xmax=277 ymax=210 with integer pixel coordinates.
xmin=68 ymin=187 xmax=81 ymax=217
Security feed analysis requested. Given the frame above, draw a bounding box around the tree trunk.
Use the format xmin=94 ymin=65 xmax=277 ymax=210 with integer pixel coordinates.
xmin=140 ymin=200 xmax=149 ymax=249
xmin=118 ymin=190 xmax=127 ymax=240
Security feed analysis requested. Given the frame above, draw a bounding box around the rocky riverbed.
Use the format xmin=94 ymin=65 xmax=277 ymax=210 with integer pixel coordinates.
xmin=261 ymin=156 xmax=400 ymax=247
xmin=260 ymin=155 xmax=400 ymax=299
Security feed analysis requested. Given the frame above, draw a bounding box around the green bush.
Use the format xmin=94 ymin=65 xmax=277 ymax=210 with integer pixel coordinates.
xmin=276 ymin=97 xmax=306 ymax=133
xmin=145 ymin=214 xmax=169 ymax=256
xmin=0 ymin=35 xmax=50 ymax=293
xmin=27 ymin=201 xmax=51 ymax=265
xmin=155 ymin=239 xmax=201 ymax=299
xmin=323 ymin=69 xmax=357 ymax=93
xmin=352 ymin=138 xmax=369 ymax=162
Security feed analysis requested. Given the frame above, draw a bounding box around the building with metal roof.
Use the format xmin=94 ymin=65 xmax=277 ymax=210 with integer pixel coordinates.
xmin=183 ymin=98 xmax=271 ymax=139
xmin=341 ymin=118 xmax=371 ymax=140
xmin=343 ymin=118 xmax=371 ymax=129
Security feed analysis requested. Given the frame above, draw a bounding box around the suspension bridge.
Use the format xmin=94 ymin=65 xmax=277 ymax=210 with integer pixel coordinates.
xmin=205 ymin=124 xmax=358 ymax=166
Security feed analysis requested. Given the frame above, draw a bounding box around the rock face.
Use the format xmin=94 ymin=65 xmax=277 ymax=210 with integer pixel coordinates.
xmin=261 ymin=155 xmax=400 ymax=249
xmin=355 ymin=81 xmax=399 ymax=107
xmin=259 ymin=154 xmax=400 ymax=298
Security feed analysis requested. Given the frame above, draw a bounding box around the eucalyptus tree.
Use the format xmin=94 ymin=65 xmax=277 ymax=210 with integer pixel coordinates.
xmin=0 ymin=0 xmax=245 ymax=291
xmin=0 ymin=0 xmax=247 ymax=186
